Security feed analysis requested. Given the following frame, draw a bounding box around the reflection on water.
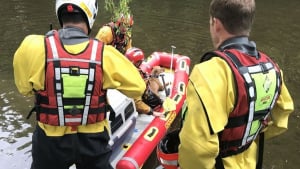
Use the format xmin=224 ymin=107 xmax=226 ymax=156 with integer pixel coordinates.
xmin=0 ymin=90 xmax=33 ymax=169
xmin=1 ymin=0 xmax=300 ymax=169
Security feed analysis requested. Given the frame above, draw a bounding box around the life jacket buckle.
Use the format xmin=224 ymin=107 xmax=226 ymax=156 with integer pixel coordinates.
xmin=69 ymin=106 xmax=81 ymax=116
xmin=259 ymin=62 xmax=269 ymax=74
xmin=70 ymin=66 xmax=80 ymax=76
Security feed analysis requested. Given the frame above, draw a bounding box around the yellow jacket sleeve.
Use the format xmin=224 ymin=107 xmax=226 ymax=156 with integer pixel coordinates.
xmin=102 ymin=45 xmax=145 ymax=99
xmin=134 ymin=98 xmax=151 ymax=114
xmin=264 ymin=71 xmax=294 ymax=139
xmin=13 ymin=35 xmax=46 ymax=96
xmin=178 ymin=57 xmax=294 ymax=169
xmin=95 ymin=25 xmax=113 ymax=45
xmin=95 ymin=25 xmax=132 ymax=51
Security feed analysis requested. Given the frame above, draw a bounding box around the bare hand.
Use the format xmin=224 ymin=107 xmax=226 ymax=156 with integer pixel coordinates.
xmin=153 ymin=111 xmax=165 ymax=117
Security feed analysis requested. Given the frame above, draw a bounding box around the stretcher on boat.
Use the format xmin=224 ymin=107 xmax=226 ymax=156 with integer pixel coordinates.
xmin=107 ymin=51 xmax=190 ymax=169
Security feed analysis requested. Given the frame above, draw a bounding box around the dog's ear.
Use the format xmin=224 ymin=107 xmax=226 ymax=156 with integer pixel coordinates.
xmin=152 ymin=66 xmax=165 ymax=76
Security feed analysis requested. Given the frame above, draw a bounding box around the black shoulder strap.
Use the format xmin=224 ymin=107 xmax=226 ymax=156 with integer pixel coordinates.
xmin=256 ymin=132 xmax=264 ymax=169
xmin=215 ymin=154 xmax=225 ymax=169
xmin=200 ymin=51 xmax=218 ymax=62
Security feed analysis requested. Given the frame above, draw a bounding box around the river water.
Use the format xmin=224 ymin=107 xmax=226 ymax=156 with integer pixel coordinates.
xmin=0 ymin=0 xmax=299 ymax=169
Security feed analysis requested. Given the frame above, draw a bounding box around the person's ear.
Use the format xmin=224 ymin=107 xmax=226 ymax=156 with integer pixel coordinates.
xmin=213 ymin=17 xmax=222 ymax=33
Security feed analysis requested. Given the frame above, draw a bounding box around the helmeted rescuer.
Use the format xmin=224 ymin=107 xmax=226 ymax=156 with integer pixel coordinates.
xmin=157 ymin=0 xmax=294 ymax=169
xmin=125 ymin=47 xmax=145 ymax=68
xmin=125 ymin=47 xmax=164 ymax=115
xmin=13 ymin=0 xmax=146 ymax=169
xmin=96 ymin=14 xmax=134 ymax=54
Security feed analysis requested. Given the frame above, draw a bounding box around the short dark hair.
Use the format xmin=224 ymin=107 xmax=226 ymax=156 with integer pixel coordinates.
xmin=57 ymin=4 xmax=88 ymax=28
xmin=60 ymin=12 xmax=85 ymax=25
xmin=209 ymin=0 xmax=255 ymax=35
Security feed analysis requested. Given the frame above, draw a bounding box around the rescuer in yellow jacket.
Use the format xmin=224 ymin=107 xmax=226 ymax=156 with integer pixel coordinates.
xmin=96 ymin=14 xmax=133 ymax=54
xmin=13 ymin=1 xmax=145 ymax=169
xmin=178 ymin=0 xmax=294 ymax=169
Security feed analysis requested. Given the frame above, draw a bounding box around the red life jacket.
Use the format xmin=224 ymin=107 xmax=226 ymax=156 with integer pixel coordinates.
xmin=36 ymin=30 xmax=106 ymax=126
xmin=202 ymin=49 xmax=282 ymax=157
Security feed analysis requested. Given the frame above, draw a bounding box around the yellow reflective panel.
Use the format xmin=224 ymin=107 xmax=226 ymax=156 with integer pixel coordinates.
xmin=249 ymin=120 xmax=261 ymax=136
xmin=62 ymin=74 xmax=87 ymax=98
xmin=251 ymin=69 xmax=277 ymax=111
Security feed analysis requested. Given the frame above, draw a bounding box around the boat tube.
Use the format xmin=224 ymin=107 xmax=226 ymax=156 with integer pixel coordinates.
xmin=109 ymin=51 xmax=190 ymax=169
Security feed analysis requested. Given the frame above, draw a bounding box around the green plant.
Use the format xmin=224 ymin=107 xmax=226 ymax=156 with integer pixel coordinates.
xmin=104 ymin=0 xmax=133 ymax=22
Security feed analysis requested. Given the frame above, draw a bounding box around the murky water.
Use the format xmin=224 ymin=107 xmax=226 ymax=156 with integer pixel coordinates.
xmin=1 ymin=0 xmax=299 ymax=169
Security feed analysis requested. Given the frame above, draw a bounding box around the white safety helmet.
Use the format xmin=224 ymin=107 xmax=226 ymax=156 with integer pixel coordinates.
xmin=55 ymin=0 xmax=98 ymax=33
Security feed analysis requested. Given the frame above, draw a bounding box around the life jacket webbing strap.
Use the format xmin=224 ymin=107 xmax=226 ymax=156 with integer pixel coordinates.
xmin=215 ymin=154 xmax=225 ymax=169
xmin=226 ymin=109 xmax=269 ymax=128
xmin=218 ymin=141 xmax=252 ymax=158
xmin=38 ymin=107 xmax=105 ymax=115
xmin=224 ymin=51 xmax=256 ymax=146
xmin=47 ymin=58 xmax=101 ymax=65
xmin=49 ymin=35 xmax=59 ymax=59
xmin=224 ymin=51 xmax=274 ymax=73
xmin=49 ymin=35 xmax=65 ymax=126
xmin=65 ymin=118 xmax=82 ymax=123
xmin=220 ymin=138 xmax=243 ymax=148
xmin=82 ymin=40 xmax=98 ymax=125
xmin=256 ymin=132 xmax=264 ymax=169
xmin=37 ymin=95 xmax=106 ymax=106
xmin=248 ymin=62 xmax=274 ymax=74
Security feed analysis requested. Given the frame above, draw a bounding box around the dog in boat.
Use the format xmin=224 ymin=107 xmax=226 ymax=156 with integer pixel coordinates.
xmin=146 ymin=66 xmax=165 ymax=95
xmin=142 ymin=66 xmax=169 ymax=111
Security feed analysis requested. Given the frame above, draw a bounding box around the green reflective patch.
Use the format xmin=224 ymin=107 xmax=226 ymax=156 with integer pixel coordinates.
xmin=251 ymin=69 xmax=277 ymax=111
xmin=64 ymin=105 xmax=84 ymax=109
xmin=250 ymin=120 xmax=260 ymax=136
xmin=62 ymin=74 xmax=87 ymax=98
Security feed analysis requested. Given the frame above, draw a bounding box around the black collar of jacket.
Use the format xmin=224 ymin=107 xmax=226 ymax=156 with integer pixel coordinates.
xmin=218 ymin=36 xmax=259 ymax=58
